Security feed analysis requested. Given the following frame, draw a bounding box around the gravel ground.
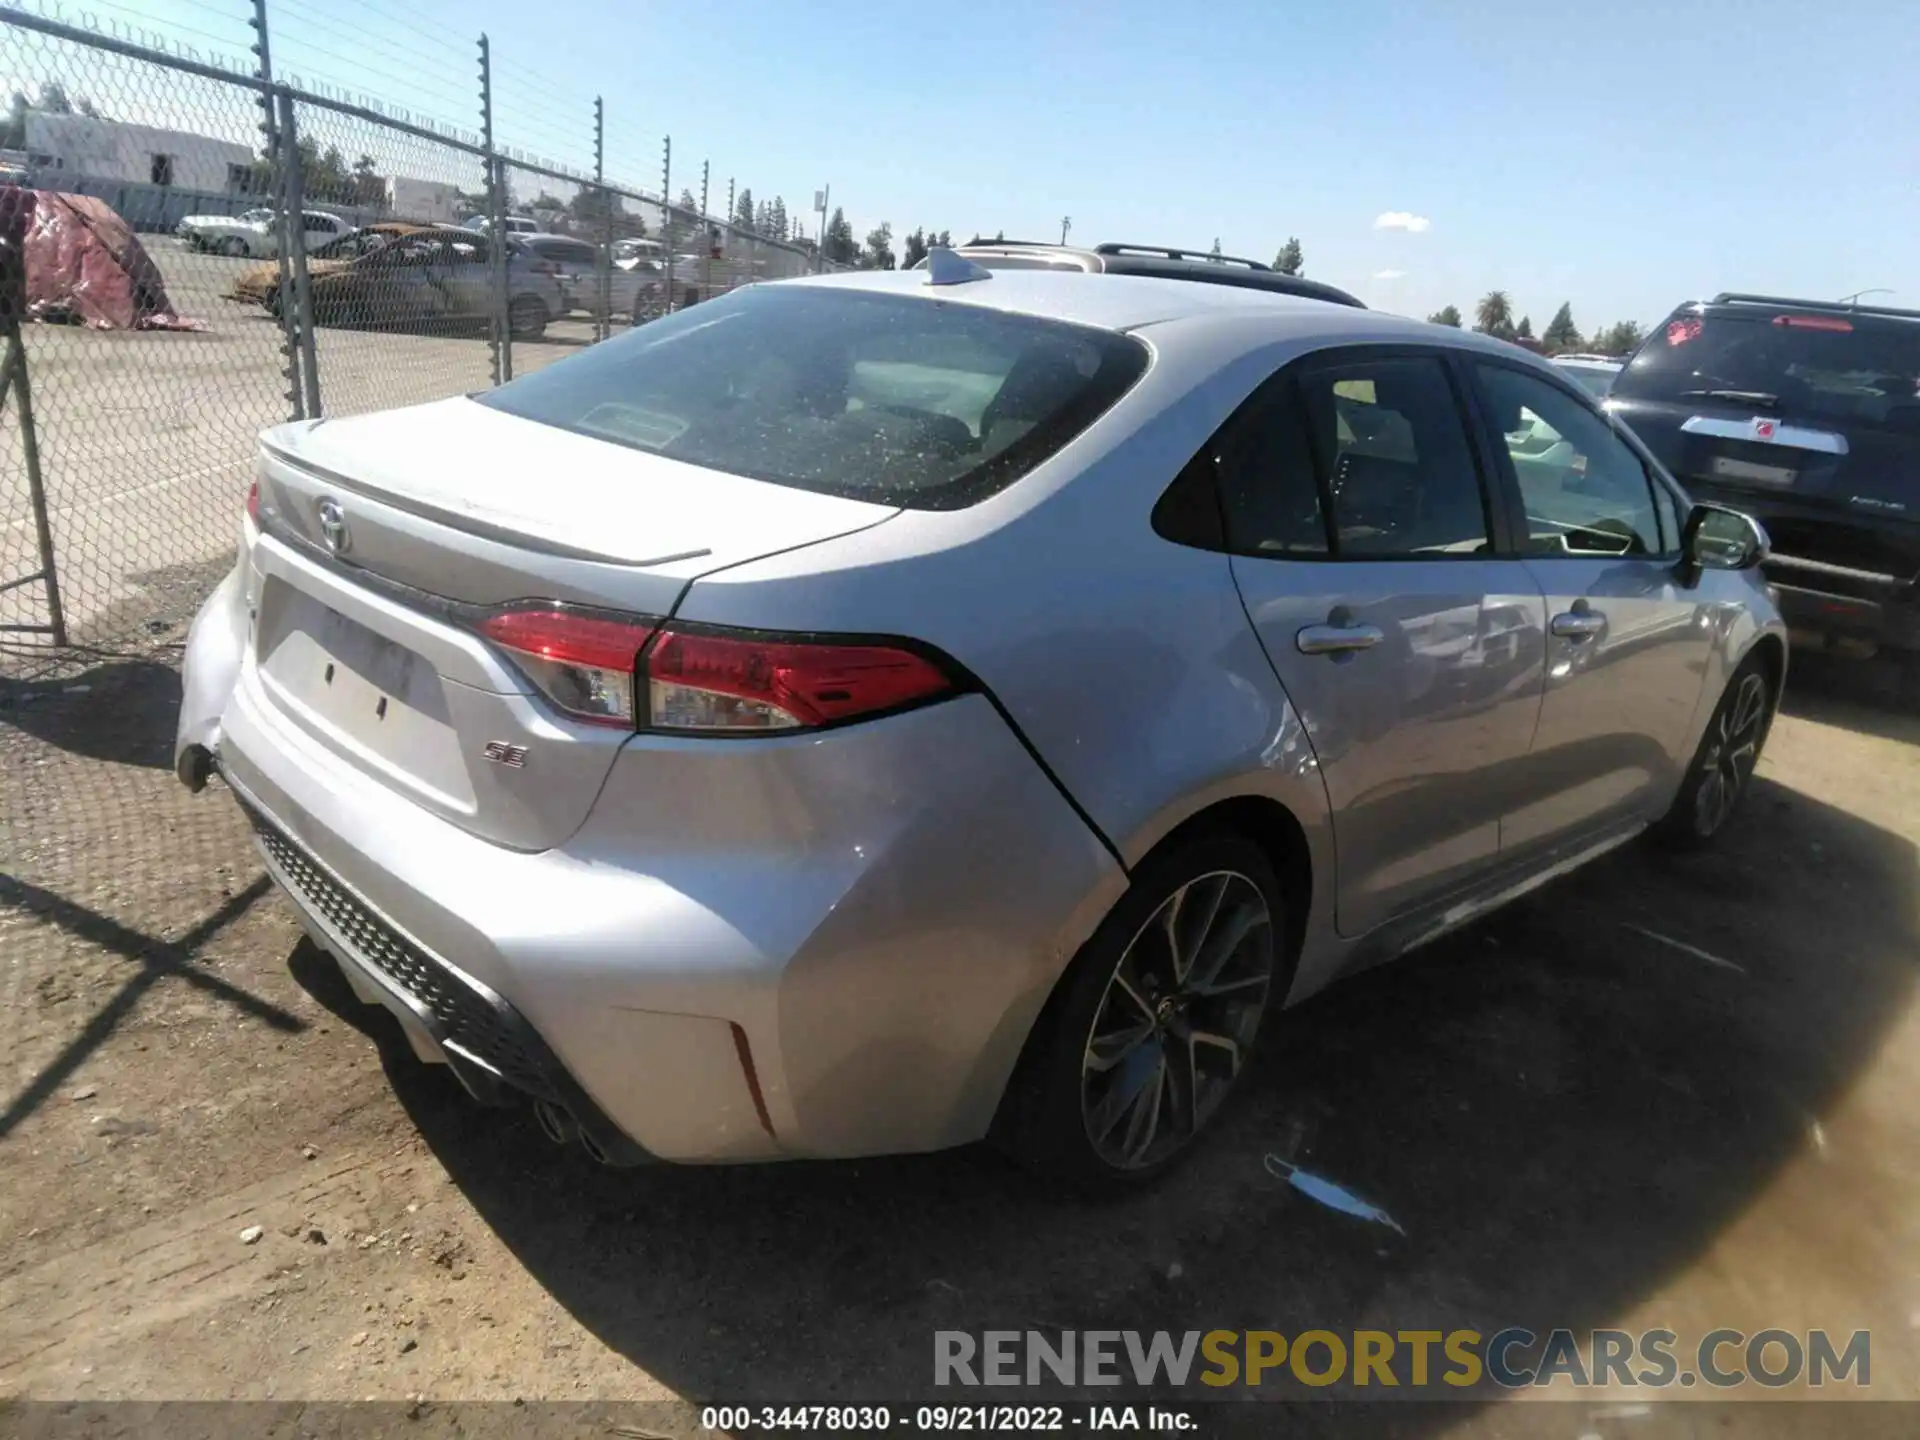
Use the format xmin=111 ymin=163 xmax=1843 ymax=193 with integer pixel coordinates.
xmin=0 ymin=644 xmax=1916 ymax=1436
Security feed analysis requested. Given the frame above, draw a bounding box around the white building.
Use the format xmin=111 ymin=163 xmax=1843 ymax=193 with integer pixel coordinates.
xmin=22 ymin=113 xmax=251 ymax=192
xmin=387 ymin=175 xmax=460 ymax=224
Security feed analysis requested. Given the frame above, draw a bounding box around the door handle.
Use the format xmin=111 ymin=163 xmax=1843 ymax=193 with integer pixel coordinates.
xmin=1296 ymin=623 xmax=1385 ymax=656
xmin=1549 ymin=610 xmax=1607 ymax=640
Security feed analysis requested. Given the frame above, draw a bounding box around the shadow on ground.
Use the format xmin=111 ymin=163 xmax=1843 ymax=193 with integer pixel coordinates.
xmin=0 ymin=658 xmax=180 ymax=767
xmin=1781 ymin=651 xmax=1918 ymax=747
xmin=291 ymin=776 xmax=1915 ymax=1428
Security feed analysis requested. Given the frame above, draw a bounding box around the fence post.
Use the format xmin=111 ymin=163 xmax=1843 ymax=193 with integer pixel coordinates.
xmin=699 ymin=161 xmax=710 ymax=304
xmin=594 ymin=95 xmax=609 ymax=341
xmin=661 ymin=135 xmax=673 ymax=313
xmin=478 ymin=34 xmax=509 ymax=382
xmin=0 ymin=321 xmax=68 ymax=647
xmin=275 ymin=93 xmax=322 ymax=420
xmin=249 ymin=0 xmax=303 ymax=422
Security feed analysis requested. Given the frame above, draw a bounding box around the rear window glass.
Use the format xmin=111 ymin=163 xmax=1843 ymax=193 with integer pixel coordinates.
xmin=475 ymin=285 xmax=1150 ymax=508
xmin=1614 ymin=311 xmax=1920 ymax=432
xmin=528 ymin=238 xmax=595 ymax=263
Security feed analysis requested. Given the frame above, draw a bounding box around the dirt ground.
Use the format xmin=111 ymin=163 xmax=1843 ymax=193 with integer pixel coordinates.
xmin=1 ymin=646 xmax=1917 ymax=1436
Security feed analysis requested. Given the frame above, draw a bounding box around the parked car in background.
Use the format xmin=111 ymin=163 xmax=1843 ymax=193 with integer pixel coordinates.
xmin=508 ymin=233 xmax=682 ymax=322
xmin=463 ymin=214 xmax=538 ymax=236
xmin=1608 ymin=292 xmax=1920 ymax=692
xmin=1552 ymin=353 xmax=1625 ymax=397
xmin=178 ymin=206 xmax=274 ymax=248
xmin=920 ymin=240 xmax=1367 ymax=308
xmin=512 ymin=233 xmax=602 ymax=312
xmin=176 ymin=266 xmax=1784 ymax=1183
xmin=226 ymin=222 xmax=423 ymax=305
xmin=296 ymin=225 xmax=563 ymax=337
xmin=181 ymin=208 xmax=350 ymax=258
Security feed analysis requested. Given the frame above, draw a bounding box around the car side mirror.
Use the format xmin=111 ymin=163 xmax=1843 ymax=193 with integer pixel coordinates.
xmin=1681 ymin=503 xmax=1769 ymax=583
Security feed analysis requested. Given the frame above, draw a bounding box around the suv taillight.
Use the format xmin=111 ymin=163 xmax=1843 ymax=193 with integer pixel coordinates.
xmin=473 ymin=608 xmax=957 ymax=734
xmin=245 ymin=479 xmax=261 ymax=524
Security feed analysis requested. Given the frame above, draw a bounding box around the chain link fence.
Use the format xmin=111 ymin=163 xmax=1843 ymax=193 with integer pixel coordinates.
xmin=0 ymin=2 xmax=843 ymax=676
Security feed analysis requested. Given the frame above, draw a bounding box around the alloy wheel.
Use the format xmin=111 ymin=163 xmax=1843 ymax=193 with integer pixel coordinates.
xmin=1080 ymin=870 xmax=1273 ymax=1170
xmin=1694 ymin=671 xmax=1768 ymax=835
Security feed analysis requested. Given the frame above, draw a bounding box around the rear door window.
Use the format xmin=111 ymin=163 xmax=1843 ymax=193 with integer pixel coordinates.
xmin=1294 ymin=356 xmax=1493 ymax=557
xmin=476 ymin=285 xmax=1148 ymax=508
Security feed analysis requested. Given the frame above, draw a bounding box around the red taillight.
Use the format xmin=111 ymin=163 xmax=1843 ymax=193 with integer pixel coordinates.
xmin=245 ymin=478 xmax=260 ymax=524
xmin=476 ymin=607 xmax=659 ymax=728
xmin=473 ymin=609 xmax=959 ymax=735
xmin=642 ymin=627 xmax=955 ymax=733
xmin=1774 ymin=314 xmax=1853 ymax=333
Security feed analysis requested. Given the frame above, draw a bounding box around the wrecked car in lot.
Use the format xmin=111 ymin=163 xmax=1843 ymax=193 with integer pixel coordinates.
xmin=226 ymin=222 xmax=425 ymax=306
xmin=232 ymin=225 xmax=564 ymax=338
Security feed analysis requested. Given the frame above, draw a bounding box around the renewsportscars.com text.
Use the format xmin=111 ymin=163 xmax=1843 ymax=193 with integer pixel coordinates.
xmin=934 ymin=1328 xmax=1871 ymax=1391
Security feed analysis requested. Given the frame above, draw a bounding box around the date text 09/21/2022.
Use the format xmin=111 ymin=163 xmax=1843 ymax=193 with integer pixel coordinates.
xmin=699 ymin=1406 xmax=1195 ymax=1432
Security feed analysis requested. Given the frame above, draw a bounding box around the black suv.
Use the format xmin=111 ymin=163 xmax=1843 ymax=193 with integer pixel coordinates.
xmin=1608 ymin=293 xmax=1920 ymax=684
xmin=921 ymin=241 xmax=1365 ymax=309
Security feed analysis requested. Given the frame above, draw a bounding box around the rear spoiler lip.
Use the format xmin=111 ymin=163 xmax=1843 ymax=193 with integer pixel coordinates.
xmin=258 ymin=438 xmax=714 ymax=568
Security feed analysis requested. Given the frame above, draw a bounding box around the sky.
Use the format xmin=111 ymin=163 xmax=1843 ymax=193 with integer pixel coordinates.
xmin=22 ymin=0 xmax=1920 ymax=330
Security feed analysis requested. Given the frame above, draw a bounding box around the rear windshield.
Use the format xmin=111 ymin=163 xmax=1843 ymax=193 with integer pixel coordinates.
xmin=476 ymin=284 xmax=1150 ymax=508
xmin=1614 ymin=311 xmax=1920 ymax=432
xmin=1556 ymin=362 xmax=1617 ymax=397
xmin=527 ymin=238 xmax=595 ymax=263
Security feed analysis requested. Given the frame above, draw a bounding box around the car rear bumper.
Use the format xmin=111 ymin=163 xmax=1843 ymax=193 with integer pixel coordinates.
xmin=1769 ymin=571 xmax=1920 ymax=656
xmin=177 ymin=570 xmax=1123 ymax=1162
xmin=1679 ymin=482 xmax=1920 ymax=656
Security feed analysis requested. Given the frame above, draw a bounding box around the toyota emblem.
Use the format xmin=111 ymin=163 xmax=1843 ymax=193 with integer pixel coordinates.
xmin=316 ymin=497 xmax=350 ymax=555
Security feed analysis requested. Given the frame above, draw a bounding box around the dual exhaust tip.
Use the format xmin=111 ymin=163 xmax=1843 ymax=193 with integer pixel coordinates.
xmin=533 ymin=1097 xmax=614 ymax=1166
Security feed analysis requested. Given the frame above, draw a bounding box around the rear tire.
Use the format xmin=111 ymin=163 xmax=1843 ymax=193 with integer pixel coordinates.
xmin=508 ymin=294 xmax=548 ymax=339
xmin=215 ymin=236 xmax=248 ymax=258
xmin=1656 ymin=657 xmax=1774 ymax=848
xmin=993 ymin=832 xmax=1289 ymax=1188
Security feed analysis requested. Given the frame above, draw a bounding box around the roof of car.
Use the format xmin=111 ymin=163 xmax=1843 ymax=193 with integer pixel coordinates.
xmin=940 ymin=240 xmax=1366 ymax=308
xmin=1703 ymin=291 xmax=1920 ymax=323
xmin=784 ymin=268 xmax=1527 ymax=356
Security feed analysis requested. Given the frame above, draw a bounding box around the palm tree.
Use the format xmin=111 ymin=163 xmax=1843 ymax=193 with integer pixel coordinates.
xmin=1476 ymin=290 xmax=1516 ymax=340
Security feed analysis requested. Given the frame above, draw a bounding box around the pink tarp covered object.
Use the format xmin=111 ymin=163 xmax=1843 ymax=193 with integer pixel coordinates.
xmin=15 ymin=188 xmax=202 ymax=331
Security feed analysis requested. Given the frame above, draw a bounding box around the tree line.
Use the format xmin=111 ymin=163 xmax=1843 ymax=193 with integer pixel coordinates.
xmin=1427 ymin=292 xmax=1645 ymax=356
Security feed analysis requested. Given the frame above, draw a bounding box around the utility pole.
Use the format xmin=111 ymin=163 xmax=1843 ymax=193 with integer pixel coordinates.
xmin=700 ymin=160 xmax=711 ymax=301
xmin=815 ymin=184 xmax=829 ymax=271
xmin=1060 ymin=215 xmax=1071 ymax=245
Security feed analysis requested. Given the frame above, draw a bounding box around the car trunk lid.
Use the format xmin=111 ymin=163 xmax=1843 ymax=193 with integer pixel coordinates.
xmin=244 ymin=400 xmax=898 ymax=850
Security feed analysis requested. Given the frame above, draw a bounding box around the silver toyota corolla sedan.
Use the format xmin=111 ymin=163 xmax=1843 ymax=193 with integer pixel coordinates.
xmin=175 ymin=253 xmax=1786 ymax=1184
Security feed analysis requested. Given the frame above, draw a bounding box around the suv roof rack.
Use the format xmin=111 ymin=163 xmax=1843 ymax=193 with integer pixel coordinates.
xmin=1711 ymin=291 xmax=1920 ymax=321
xmin=1095 ymin=242 xmax=1270 ymax=272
